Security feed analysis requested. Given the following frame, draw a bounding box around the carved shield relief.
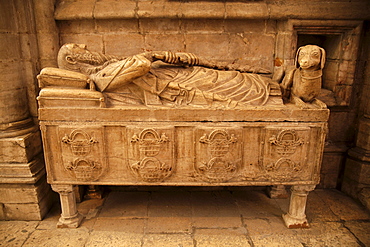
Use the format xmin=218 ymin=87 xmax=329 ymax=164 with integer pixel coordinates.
xmin=59 ymin=127 xmax=105 ymax=182
xmin=127 ymin=127 xmax=174 ymax=183
xmin=195 ymin=128 xmax=242 ymax=183
xmin=261 ymin=127 xmax=311 ymax=181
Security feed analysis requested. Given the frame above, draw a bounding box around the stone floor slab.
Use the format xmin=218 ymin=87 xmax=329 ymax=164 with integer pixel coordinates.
xmin=93 ymin=218 xmax=145 ymax=233
xmin=194 ymin=228 xmax=252 ymax=247
xmin=149 ymin=191 xmax=192 ymax=217
xmin=84 ymin=231 xmax=142 ymax=247
xmin=0 ymin=221 xmax=38 ymax=247
xmin=146 ymin=216 xmax=192 ymax=233
xmin=22 ymin=228 xmax=89 ymax=247
xmin=233 ymin=190 xmax=283 ymax=218
xmin=315 ymin=189 xmax=370 ymax=221
xmin=344 ymin=220 xmax=370 ymax=246
xmin=98 ymin=191 xmax=149 ymax=218
xmin=191 ymin=191 xmax=242 ymax=228
xmin=293 ymin=221 xmax=361 ymax=247
xmin=142 ymin=233 xmax=194 ymax=247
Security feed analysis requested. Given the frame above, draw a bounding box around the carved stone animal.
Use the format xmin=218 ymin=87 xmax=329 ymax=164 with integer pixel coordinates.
xmin=280 ymin=45 xmax=327 ymax=109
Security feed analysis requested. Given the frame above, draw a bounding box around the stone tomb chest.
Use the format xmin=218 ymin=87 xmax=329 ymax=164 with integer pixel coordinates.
xmin=37 ymin=46 xmax=329 ymax=228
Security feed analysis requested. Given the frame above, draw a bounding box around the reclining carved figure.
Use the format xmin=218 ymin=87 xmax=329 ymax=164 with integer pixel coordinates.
xmin=50 ymin=43 xmax=282 ymax=108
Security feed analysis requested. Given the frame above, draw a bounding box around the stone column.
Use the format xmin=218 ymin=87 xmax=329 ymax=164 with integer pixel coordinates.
xmin=0 ymin=0 xmax=53 ymax=220
xmin=342 ymin=24 xmax=370 ymax=210
xmin=51 ymin=185 xmax=83 ymax=228
xmin=282 ymin=185 xmax=315 ymax=228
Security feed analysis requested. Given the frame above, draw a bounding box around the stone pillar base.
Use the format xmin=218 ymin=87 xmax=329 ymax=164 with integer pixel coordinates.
xmin=282 ymin=213 xmax=309 ymax=228
xmin=0 ymin=131 xmax=53 ymax=220
xmin=57 ymin=212 xmax=83 ymax=228
xmin=342 ymin=147 xmax=370 ymax=210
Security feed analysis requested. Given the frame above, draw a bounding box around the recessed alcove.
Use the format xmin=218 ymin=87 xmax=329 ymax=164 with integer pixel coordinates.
xmin=278 ymin=20 xmax=363 ymax=107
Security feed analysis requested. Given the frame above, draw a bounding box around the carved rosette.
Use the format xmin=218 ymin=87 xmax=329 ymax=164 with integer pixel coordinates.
xmin=196 ymin=129 xmax=240 ymax=183
xmin=262 ymin=128 xmax=308 ymax=181
xmin=61 ymin=129 xmax=104 ymax=181
xmin=130 ymin=128 xmax=172 ymax=182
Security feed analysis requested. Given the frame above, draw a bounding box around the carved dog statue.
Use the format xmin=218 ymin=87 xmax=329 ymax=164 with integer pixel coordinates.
xmin=280 ymin=45 xmax=327 ymax=109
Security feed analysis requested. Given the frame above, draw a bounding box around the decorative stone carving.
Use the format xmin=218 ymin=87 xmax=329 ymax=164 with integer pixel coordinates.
xmin=130 ymin=128 xmax=173 ymax=182
xmin=65 ymin=158 xmax=102 ymax=182
xmin=195 ymin=129 xmax=241 ymax=182
xmin=61 ymin=129 xmax=97 ymax=156
xmin=60 ymin=128 xmax=104 ymax=182
xmin=280 ymin=45 xmax=327 ymax=109
xmin=262 ymin=127 xmax=310 ymax=182
xmin=269 ymin=130 xmax=304 ymax=156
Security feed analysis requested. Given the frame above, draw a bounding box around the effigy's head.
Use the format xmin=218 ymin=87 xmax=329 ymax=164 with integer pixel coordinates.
xmin=295 ymin=45 xmax=326 ymax=70
xmin=57 ymin=43 xmax=107 ymax=72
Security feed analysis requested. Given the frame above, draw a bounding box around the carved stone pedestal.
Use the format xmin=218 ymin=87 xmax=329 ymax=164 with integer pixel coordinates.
xmin=51 ymin=184 xmax=83 ymax=228
xmin=282 ymin=185 xmax=315 ymax=228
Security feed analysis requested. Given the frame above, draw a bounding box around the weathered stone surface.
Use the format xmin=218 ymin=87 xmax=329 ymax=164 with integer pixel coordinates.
xmin=54 ymin=1 xmax=370 ymax=20
xmin=23 ymin=228 xmax=89 ymax=247
xmin=293 ymin=222 xmax=360 ymax=247
xmin=143 ymin=234 xmax=194 ymax=247
xmin=0 ymin=131 xmax=42 ymax=163
xmin=356 ymin=118 xmax=370 ymax=151
xmin=99 ymin=192 xmax=149 ymax=218
xmin=344 ymin=221 xmax=370 ymax=247
xmin=0 ymin=221 xmax=38 ymax=247
xmin=1 ymin=187 xmax=54 ymax=221
xmin=0 ymin=178 xmax=50 ymax=204
xmin=344 ymin=158 xmax=370 ymax=185
xmin=315 ymin=189 xmax=370 ymax=221
xmin=85 ymin=231 xmax=142 ymax=247
xmin=192 ymin=191 xmax=242 ymax=229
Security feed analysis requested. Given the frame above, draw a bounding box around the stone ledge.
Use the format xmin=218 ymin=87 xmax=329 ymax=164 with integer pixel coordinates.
xmin=39 ymin=107 xmax=330 ymax=122
xmin=55 ymin=0 xmax=370 ymax=20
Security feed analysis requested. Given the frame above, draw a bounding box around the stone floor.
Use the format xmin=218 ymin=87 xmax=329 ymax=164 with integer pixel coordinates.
xmin=0 ymin=187 xmax=369 ymax=247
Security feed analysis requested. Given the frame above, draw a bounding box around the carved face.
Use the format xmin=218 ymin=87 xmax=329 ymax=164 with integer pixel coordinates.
xmin=295 ymin=45 xmax=326 ymax=70
xmin=64 ymin=44 xmax=94 ymax=64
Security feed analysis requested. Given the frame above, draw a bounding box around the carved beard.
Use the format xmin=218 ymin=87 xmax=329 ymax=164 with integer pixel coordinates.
xmin=73 ymin=52 xmax=114 ymax=66
xmin=70 ymin=51 xmax=122 ymax=75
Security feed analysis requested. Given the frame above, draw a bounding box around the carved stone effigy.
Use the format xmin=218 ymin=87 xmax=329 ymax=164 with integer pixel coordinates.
xmin=37 ymin=43 xmax=329 ymax=228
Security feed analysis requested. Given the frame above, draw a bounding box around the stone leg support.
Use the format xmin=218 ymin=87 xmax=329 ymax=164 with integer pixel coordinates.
xmin=267 ymin=185 xmax=289 ymax=199
xmin=51 ymin=184 xmax=83 ymax=228
xmin=282 ymin=185 xmax=315 ymax=228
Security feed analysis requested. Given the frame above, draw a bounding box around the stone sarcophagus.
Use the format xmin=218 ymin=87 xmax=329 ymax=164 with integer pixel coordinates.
xmin=37 ymin=44 xmax=329 ymax=228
